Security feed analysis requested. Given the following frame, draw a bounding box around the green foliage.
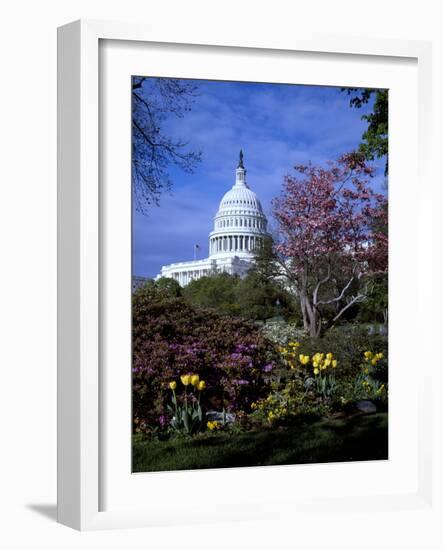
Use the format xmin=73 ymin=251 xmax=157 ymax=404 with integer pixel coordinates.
xmin=343 ymin=88 xmax=388 ymax=174
xmin=255 ymin=323 xmax=388 ymax=423
xmin=183 ymin=271 xmax=297 ymax=321
xmin=260 ymin=321 xmax=306 ymax=347
xmin=296 ymin=326 xmax=388 ymax=381
xmin=236 ymin=272 xmax=297 ymax=321
xmin=155 ymin=276 xmax=182 ymax=297
xmin=358 ymin=274 xmax=388 ymax=324
xmin=168 ymin=388 xmax=203 ymax=435
xmin=305 ymin=372 xmax=338 ymax=401
xmin=183 ymin=273 xmax=240 ymax=315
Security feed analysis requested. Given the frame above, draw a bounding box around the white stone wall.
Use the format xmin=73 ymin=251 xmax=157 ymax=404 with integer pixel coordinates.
xmin=157 ymin=256 xmax=254 ymax=287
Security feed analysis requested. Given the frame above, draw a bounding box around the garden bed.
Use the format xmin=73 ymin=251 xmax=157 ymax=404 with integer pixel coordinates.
xmin=133 ymin=412 xmax=388 ymax=472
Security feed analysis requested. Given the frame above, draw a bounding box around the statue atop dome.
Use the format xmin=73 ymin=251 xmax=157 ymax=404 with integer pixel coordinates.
xmin=238 ymin=149 xmax=244 ymax=169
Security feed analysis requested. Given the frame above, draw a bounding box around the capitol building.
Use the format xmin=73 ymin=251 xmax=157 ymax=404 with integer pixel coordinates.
xmin=156 ymin=151 xmax=269 ymax=286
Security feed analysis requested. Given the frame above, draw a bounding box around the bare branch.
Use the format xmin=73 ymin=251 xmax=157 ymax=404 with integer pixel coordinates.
xmin=331 ymin=288 xmax=371 ymax=323
xmin=312 ymin=261 xmax=331 ymax=306
xmin=315 ymin=263 xmax=359 ymax=307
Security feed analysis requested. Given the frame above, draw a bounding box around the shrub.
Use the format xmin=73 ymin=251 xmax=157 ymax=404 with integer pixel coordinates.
xmin=255 ymin=332 xmax=388 ymax=424
xmin=260 ymin=321 xmax=306 ymax=347
xmin=294 ymin=325 xmax=388 ymax=382
xmin=155 ymin=276 xmax=182 ymax=297
xmin=183 ymin=273 xmax=240 ymax=316
xmin=132 ymin=285 xmax=277 ymax=430
xmin=183 ymin=272 xmax=298 ymax=321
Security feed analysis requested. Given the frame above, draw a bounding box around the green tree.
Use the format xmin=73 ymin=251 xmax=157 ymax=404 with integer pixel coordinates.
xmin=183 ymin=273 xmax=240 ymax=316
xmin=235 ymin=272 xmax=298 ymax=322
xmin=357 ymin=274 xmax=388 ymax=324
xmin=342 ymin=88 xmax=388 ymax=175
xmin=155 ymin=277 xmax=182 ymax=298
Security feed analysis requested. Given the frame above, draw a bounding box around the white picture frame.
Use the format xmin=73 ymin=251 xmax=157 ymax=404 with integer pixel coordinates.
xmin=57 ymin=19 xmax=433 ymax=531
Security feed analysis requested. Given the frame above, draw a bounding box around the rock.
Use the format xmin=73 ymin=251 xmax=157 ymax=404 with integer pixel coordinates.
xmin=206 ymin=410 xmax=235 ymax=424
xmin=355 ymin=400 xmax=377 ymax=414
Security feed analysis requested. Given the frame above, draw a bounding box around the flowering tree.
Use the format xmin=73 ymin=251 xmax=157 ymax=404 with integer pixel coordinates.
xmin=272 ymin=153 xmax=388 ymax=337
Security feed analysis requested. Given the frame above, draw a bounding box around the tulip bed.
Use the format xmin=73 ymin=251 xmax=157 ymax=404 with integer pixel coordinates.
xmin=132 ymin=284 xmax=388 ymax=470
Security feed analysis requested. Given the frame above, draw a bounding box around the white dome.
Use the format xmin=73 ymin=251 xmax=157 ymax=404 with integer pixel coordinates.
xmin=208 ymin=151 xmax=268 ymax=260
xmin=218 ymin=183 xmax=264 ymax=213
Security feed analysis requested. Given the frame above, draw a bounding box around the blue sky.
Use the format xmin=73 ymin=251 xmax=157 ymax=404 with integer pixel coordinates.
xmin=132 ymin=79 xmax=386 ymax=278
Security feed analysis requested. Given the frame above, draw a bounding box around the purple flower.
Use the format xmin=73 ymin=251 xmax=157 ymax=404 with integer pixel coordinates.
xmin=233 ymin=379 xmax=249 ymax=386
xmin=158 ymin=415 xmax=168 ymax=427
xmin=263 ymin=364 xmax=274 ymax=373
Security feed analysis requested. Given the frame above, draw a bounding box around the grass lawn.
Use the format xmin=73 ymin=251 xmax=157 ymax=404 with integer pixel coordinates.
xmin=133 ymin=412 xmax=388 ymax=472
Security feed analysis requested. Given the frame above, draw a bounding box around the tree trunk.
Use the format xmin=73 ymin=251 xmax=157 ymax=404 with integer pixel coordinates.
xmin=300 ymin=292 xmax=321 ymax=338
xmin=300 ymin=294 xmax=309 ymax=331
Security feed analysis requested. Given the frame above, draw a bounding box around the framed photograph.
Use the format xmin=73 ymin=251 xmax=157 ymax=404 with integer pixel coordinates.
xmin=58 ymin=19 xmax=433 ymax=530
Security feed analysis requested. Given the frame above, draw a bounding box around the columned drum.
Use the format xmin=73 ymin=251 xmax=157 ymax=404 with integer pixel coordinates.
xmin=208 ymin=150 xmax=268 ymax=262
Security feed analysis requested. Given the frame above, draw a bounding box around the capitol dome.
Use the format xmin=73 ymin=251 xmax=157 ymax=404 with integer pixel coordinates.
xmin=156 ymin=150 xmax=269 ymax=287
xmin=209 ymin=150 xmax=268 ymax=259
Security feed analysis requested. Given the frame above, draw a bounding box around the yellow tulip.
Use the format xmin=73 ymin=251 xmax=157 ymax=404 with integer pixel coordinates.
xmin=169 ymin=381 xmax=177 ymax=390
xmin=326 ymin=352 xmax=333 ymax=360
xmin=190 ymin=374 xmax=200 ymax=386
xmin=197 ymin=380 xmax=206 ymax=391
xmin=180 ymin=374 xmax=191 ymax=386
xmin=364 ymin=351 xmax=373 ymax=360
xmin=332 ymin=360 xmax=338 ymax=368
xmin=313 ymin=367 xmax=319 ymax=375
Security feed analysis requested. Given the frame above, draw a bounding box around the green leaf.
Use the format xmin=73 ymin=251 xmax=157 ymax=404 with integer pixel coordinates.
xmin=182 ymin=410 xmax=190 ymax=433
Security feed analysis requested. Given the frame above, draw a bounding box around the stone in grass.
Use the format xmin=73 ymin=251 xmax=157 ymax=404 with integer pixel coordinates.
xmin=206 ymin=410 xmax=236 ymax=424
xmin=355 ymin=400 xmax=377 ymax=414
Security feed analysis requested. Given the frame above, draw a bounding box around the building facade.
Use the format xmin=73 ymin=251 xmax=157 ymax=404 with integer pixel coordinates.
xmin=156 ymin=151 xmax=269 ymax=286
